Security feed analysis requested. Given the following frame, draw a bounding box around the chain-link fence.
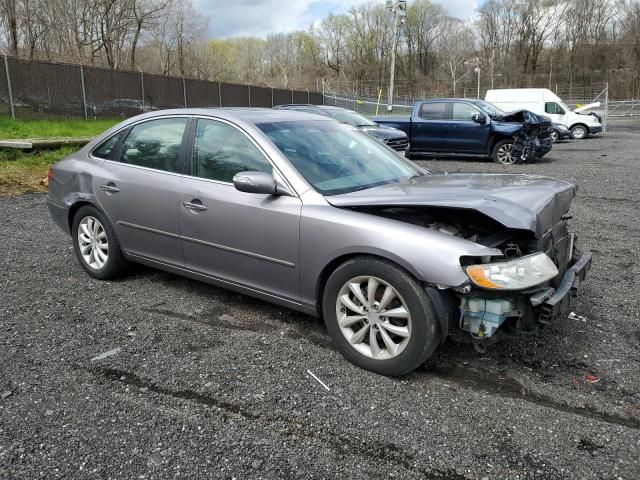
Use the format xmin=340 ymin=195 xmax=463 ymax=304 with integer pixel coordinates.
xmin=0 ymin=56 xmax=324 ymax=120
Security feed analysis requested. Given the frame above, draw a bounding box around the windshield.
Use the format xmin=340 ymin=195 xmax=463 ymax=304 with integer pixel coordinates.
xmin=473 ymin=99 xmax=506 ymax=118
xmin=257 ymin=120 xmax=421 ymax=196
xmin=325 ymin=109 xmax=377 ymax=127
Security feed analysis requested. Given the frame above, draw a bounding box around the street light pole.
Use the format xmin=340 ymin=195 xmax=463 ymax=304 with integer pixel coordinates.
xmin=475 ymin=66 xmax=481 ymax=99
xmin=386 ymin=0 xmax=406 ymax=113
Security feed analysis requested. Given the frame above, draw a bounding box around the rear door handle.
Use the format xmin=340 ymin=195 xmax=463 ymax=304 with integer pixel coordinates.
xmin=183 ymin=199 xmax=207 ymax=211
xmin=100 ymin=183 xmax=119 ymax=193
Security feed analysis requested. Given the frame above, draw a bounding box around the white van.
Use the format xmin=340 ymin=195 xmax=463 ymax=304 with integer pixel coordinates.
xmin=485 ymin=88 xmax=602 ymax=139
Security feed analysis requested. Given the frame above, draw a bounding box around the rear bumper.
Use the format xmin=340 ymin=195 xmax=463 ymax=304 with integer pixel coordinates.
xmin=537 ymin=251 xmax=593 ymax=324
xmin=47 ymin=196 xmax=70 ymax=234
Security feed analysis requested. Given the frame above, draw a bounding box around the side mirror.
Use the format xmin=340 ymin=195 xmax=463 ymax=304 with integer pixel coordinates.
xmin=472 ymin=113 xmax=487 ymax=124
xmin=232 ymin=171 xmax=293 ymax=196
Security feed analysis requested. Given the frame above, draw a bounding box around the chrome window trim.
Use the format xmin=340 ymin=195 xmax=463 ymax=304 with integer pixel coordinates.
xmin=88 ymin=112 xmax=302 ymax=195
xmin=100 ymin=158 xmax=185 ymax=178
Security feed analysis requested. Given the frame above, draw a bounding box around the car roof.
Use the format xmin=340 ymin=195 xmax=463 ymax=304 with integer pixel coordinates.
xmin=116 ymin=107 xmax=332 ymax=125
xmin=419 ymin=98 xmax=482 ymax=103
xmin=275 ymin=104 xmax=352 ymax=112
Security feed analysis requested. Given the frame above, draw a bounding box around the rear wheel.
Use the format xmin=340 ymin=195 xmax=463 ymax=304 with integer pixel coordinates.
xmin=492 ymin=139 xmax=517 ymax=165
xmin=72 ymin=205 xmax=129 ymax=280
xmin=322 ymin=257 xmax=440 ymax=376
xmin=550 ymin=130 xmax=559 ymax=143
xmin=571 ymin=124 xmax=588 ymax=139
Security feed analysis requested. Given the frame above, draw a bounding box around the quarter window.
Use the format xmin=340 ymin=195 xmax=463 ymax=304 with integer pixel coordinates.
xmin=120 ymin=118 xmax=187 ymax=173
xmin=92 ymin=133 xmax=121 ymax=159
xmin=545 ymin=102 xmax=565 ymax=115
xmin=419 ymin=102 xmax=448 ymax=120
xmin=193 ymin=119 xmax=272 ymax=183
xmin=451 ymin=103 xmax=479 ymax=121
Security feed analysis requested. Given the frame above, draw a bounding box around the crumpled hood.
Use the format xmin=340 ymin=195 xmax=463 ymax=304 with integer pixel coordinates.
xmin=493 ymin=109 xmax=551 ymax=126
xmin=326 ymin=173 xmax=576 ymax=239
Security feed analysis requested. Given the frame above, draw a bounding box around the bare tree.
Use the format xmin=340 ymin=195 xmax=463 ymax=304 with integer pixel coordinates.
xmin=264 ymin=33 xmax=300 ymax=88
xmin=130 ymin=0 xmax=166 ymax=69
xmin=437 ymin=17 xmax=476 ymax=96
xmin=0 ymin=0 xmax=19 ymax=56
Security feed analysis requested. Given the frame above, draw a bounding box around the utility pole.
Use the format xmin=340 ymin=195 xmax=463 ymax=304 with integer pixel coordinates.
xmin=475 ymin=66 xmax=480 ymax=98
xmin=490 ymin=43 xmax=496 ymax=89
xmin=386 ymin=0 xmax=406 ymax=113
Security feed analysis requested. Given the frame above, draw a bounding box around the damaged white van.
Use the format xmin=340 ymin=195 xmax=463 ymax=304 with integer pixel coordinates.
xmin=485 ymin=88 xmax=603 ymax=139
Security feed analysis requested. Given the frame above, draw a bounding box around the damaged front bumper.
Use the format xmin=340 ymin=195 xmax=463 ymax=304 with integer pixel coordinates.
xmin=536 ymin=250 xmax=592 ymax=323
xmin=517 ymin=136 xmax=553 ymax=162
xmin=456 ymin=249 xmax=592 ymax=345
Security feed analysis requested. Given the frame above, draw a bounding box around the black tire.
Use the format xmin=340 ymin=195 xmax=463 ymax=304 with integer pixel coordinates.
xmin=491 ymin=139 xmax=518 ymax=165
xmin=322 ymin=256 xmax=441 ymax=376
xmin=570 ymin=124 xmax=588 ymax=139
xmin=71 ymin=205 xmax=129 ymax=280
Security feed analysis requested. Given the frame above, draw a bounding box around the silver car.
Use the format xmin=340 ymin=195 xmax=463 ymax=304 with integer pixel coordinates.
xmin=47 ymin=108 xmax=591 ymax=376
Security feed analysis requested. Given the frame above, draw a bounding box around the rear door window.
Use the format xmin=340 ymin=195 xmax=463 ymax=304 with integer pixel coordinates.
xmin=419 ymin=102 xmax=448 ymax=121
xmin=120 ymin=117 xmax=188 ymax=173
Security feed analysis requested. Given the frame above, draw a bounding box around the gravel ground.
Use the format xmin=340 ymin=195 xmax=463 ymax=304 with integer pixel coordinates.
xmin=1 ymin=123 xmax=639 ymax=479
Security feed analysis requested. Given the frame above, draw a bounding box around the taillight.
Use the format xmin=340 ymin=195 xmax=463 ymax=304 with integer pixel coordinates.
xmin=47 ymin=167 xmax=54 ymax=188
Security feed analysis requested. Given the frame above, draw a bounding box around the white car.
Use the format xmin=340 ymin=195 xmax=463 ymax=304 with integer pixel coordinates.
xmin=485 ymin=88 xmax=602 ymax=139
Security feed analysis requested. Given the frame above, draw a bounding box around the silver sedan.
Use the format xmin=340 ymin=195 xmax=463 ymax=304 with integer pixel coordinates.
xmin=47 ymin=108 xmax=591 ymax=375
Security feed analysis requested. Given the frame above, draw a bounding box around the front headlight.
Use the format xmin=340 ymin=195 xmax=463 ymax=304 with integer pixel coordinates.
xmin=465 ymin=253 xmax=558 ymax=290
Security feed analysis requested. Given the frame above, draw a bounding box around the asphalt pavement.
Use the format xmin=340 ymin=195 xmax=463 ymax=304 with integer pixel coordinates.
xmin=1 ymin=124 xmax=639 ymax=479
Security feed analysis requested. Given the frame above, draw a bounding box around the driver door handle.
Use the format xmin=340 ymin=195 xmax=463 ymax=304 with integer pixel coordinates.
xmin=183 ymin=199 xmax=207 ymax=211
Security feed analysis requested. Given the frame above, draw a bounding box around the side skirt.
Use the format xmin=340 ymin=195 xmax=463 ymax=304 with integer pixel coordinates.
xmin=124 ymin=252 xmax=318 ymax=317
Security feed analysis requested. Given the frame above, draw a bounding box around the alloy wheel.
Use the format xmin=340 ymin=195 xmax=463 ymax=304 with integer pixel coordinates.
xmin=550 ymin=130 xmax=559 ymax=143
xmin=77 ymin=216 xmax=109 ymax=270
xmin=496 ymin=143 xmax=516 ymax=164
xmin=335 ymin=276 xmax=412 ymax=360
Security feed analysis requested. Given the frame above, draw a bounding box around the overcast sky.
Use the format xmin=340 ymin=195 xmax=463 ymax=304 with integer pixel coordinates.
xmin=193 ymin=0 xmax=480 ymax=38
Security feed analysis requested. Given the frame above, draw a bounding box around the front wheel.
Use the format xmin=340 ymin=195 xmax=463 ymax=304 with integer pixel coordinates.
xmin=550 ymin=130 xmax=559 ymax=143
xmin=571 ymin=124 xmax=588 ymax=139
xmin=322 ymin=257 xmax=440 ymax=376
xmin=492 ymin=139 xmax=518 ymax=165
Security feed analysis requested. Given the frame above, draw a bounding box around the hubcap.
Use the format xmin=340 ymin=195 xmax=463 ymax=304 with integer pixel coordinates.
xmin=78 ymin=216 xmax=108 ymax=270
xmin=335 ymin=276 xmax=411 ymax=360
xmin=572 ymin=126 xmax=586 ymax=139
xmin=497 ymin=143 xmax=516 ymax=164
xmin=551 ymin=131 xmax=559 ymax=142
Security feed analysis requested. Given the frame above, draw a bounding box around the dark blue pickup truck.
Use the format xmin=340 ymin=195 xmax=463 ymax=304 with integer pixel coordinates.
xmin=373 ymin=98 xmax=553 ymax=164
